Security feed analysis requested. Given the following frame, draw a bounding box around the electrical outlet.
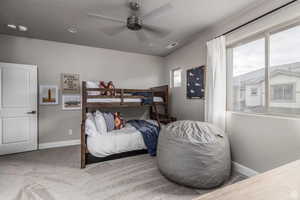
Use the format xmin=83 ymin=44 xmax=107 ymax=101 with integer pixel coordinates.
xmin=68 ymin=129 xmax=73 ymax=136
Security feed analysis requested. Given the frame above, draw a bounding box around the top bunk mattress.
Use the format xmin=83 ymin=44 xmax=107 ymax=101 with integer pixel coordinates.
xmin=87 ymin=96 xmax=164 ymax=103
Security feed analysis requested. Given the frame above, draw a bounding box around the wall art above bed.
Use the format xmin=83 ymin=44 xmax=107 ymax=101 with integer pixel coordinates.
xmin=61 ymin=73 xmax=80 ymax=94
xmin=186 ymin=66 xmax=205 ymax=99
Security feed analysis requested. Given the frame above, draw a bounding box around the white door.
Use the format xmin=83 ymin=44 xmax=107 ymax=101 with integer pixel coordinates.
xmin=0 ymin=62 xmax=37 ymax=155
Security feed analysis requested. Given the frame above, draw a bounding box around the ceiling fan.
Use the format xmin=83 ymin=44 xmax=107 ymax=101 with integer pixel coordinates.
xmin=87 ymin=0 xmax=172 ymax=45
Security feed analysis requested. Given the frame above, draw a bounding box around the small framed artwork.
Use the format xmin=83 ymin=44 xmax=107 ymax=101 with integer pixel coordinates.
xmin=61 ymin=73 xmax=80 ymax=94
xmin=186 ymin=66 xmax=205 ymax=99
xmin=40 ymin=85 xmax=59 ymax=105
xmin=62 ymin=95 xmax=81 ymax=110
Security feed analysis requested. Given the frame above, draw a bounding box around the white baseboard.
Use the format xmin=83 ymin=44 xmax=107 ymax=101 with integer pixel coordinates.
xmin=39 ymin=139 xmax=80 ymax=150
xmin=232 ymin=161 xmax=259 ymax=177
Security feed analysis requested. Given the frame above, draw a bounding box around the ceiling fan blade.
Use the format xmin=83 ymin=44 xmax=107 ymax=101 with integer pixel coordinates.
xmin=101 ymin=25 xmax=127 ymax=36
xmin=143 ymin=24 xmax=171 ymax=38
xmin=88 ymin=13 xmax=126 ymax=24
xmin=135 ymin=31 xmax=160 ymax=48
xmin=142 ymin=2 xmax=172 ymax=20
xmin=136 ymin=30 xmax=148 ymax=43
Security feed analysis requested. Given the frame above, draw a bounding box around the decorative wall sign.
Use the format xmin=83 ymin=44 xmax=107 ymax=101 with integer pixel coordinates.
xmin=62 ymin=95 xmax=81 ymax=110
xmin=61 ymin=73 xmax=80 ymax=94
xmin=186 ymin=66 xmax=205 ymax=99
xmin=40 ymin=85 xmax=59 ymax=105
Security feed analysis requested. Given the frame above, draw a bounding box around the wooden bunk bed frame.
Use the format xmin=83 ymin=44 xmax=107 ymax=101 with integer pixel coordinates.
xmin=81 ymin=81 xmax=171 ymax=168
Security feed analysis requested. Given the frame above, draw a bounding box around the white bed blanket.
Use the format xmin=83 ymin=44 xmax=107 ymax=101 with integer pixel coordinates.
xmin=87 ymin=124 xmax=146 ymax=158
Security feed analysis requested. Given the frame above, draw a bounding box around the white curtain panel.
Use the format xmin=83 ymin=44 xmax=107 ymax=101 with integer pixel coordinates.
xmin=205 ymin=36 xmax=227 ymax=130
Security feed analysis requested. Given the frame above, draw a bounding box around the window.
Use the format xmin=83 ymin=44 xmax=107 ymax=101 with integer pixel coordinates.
xmin=251 ymin=88 xmax=258 ymax=96
xmin=227 ymin=22 xmax=300 ymax=116
xmin=228 ymin=37 xmax=265 ymax=113
xmin=171 ymin=68 xmax=182 ymax=88
xmin=271 ymin=84 xmax=295 ymax=101
xmin=269 ymin=24 xmax=300 ymax=114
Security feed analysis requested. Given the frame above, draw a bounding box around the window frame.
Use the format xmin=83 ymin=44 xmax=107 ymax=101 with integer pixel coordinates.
xmin=171 ymin=68 xmax=182 ymax=88
xmin=227 ymin=20 xmax=300 ymax=117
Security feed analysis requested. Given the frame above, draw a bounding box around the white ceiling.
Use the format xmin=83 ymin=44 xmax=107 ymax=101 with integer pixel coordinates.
xmin=0 ymin=0 xmax=267 ymax=56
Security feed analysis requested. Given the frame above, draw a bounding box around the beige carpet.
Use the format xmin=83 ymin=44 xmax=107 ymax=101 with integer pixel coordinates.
xmin=0 ymin=146 xmax=246 ymax=200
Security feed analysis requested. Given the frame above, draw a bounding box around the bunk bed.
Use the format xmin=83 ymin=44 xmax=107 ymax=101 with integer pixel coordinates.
xmin=81 ymin=81 xmax=173 ymax=168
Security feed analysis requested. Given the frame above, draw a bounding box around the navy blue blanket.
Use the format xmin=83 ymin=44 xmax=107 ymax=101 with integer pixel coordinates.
xmin=128 ymin=120 xmax=160 ymax=156
xmin=132 ymin=92 xmax=153 ymax=105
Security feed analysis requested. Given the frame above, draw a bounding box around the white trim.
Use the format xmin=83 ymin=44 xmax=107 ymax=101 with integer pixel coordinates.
xmin=39 ymin=139 xmax=80 ymax=150
xmin=232 ymin=161 xmax=259 ymax=177
xmin=228 ymin=111 xmax=300 ymax=120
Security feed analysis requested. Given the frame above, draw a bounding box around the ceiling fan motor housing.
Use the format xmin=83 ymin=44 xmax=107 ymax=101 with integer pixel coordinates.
xmin=127 ymin=16 xmax=142 ymax=31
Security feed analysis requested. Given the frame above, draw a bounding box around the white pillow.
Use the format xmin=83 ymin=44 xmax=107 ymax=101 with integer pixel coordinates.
xmin=85 ymin=113 xmax=99 ymax=137
xmin=86 ymin=81 xmax=100 ymax=96
xmin=94 ymin=110 xmax=107 ymax=134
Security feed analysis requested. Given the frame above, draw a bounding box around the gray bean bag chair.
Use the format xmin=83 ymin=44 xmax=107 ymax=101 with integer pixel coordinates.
xmin=157 ymin=121 xmax=231 ymax=189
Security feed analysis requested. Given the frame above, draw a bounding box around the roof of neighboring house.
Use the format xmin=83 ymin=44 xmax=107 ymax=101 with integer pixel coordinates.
xmin=233 ymin=62 xmax=300 ymax=87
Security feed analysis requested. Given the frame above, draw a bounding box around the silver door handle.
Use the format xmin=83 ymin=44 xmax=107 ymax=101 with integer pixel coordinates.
xmin=27 ymin=111 xmax=37 ymax=114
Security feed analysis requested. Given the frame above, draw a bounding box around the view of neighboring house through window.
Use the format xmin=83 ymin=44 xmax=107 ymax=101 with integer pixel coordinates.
xmin=229 ymin=38 xmax=265 ymax=113
xmin=172 ymin=68 xmax=182 ymax=88
xmin=227 ymin=22 xmax=300 ymax=116
xmin=269 ymin=24 xmax=300 ymax=114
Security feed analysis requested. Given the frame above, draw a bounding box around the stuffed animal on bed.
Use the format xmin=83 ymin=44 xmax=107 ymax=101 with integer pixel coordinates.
xmin=114 ymin=112 xmax=125 ymax=129
xmin=107 ymin=81 xmax=116 ymax=96
xmin=99 ymin=81 xmax=107 ymax=95
xmin=99 ymin=81 xmax=116 ymax=96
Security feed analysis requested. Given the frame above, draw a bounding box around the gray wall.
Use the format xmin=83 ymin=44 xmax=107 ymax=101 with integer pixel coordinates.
xmin=164 ymin=39 xmax=206 ymax=121
xmin=165 ymin=0 xmax=300 ymax=172
xmin=0 ymin=34 xmax=165 ymax=144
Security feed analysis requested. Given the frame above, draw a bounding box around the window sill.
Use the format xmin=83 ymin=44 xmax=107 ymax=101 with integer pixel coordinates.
xmin=227 ymin=111 xmax=300 ymax=120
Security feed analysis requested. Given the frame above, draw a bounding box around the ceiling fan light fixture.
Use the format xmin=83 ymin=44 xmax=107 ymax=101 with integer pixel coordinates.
xmin=166 ymin=41 xmax=178 ymax=49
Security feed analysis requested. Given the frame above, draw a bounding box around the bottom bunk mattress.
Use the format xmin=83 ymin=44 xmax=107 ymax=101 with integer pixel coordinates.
xmin=87 ymin=124 xmax=146 ymax=158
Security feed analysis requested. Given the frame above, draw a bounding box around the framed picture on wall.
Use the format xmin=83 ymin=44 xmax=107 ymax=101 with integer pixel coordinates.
xmin=40 ymin=85 xmax=59 ymax=105
xmin=186 ymin=66 xmax=205 ymax=99
xmin=61 ymin=73 xmax=80 ymax=94
xmin=62 ymin=95 xmax=81 ymax=110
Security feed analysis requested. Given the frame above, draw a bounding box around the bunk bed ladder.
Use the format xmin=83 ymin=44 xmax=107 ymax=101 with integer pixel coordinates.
xmin=152 ymin=102 xmax=161 ymax=128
